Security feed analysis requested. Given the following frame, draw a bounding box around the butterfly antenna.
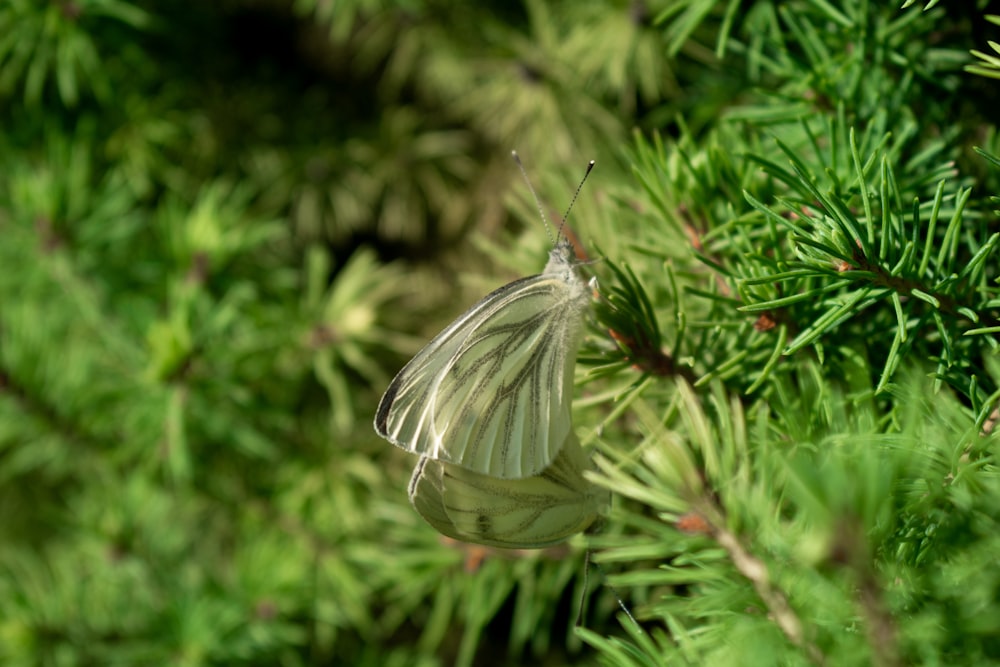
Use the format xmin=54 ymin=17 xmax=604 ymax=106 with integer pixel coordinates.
xmin=512 ymin=150 xmax=555 ymax=245
xmin=559 ymin=159 xmax=596 ymax=242
xmin=512 ymin=151 xmax=596 ymax=245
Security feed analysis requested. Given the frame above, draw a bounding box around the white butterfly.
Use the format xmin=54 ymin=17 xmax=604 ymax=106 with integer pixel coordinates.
xmin=374 ymin=237 xmax=592 ymax=479
xmin=407 ymin=431 xmax=607 ymax=548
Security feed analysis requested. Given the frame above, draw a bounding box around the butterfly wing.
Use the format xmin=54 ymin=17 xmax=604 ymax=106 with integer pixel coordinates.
xmin=408 ymin=432 xmax=608 ymax=549
xmin=375 ymin=244 xmax=590 ymax=479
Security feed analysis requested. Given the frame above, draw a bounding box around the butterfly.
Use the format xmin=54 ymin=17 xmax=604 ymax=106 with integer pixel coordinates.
xmin=374 ymin=233 xmax=592 ymax=479
xmin=407 ymin=431 xmax=607 ymax=548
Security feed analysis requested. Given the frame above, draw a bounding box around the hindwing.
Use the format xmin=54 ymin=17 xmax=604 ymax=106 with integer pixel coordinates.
xmin=408 ymin=432 xmax=608 ymax=548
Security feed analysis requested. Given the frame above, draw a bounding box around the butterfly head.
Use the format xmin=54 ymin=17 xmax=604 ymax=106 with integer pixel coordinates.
xmin=544 ymin=238 xmax=584 ymax=280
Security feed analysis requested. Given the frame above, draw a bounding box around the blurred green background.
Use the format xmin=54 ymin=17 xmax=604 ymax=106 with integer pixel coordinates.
xmin=4 ymin=1 xmax=1000 ymax=666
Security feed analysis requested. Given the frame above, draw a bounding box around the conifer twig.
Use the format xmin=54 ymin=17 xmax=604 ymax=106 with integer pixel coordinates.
xmin=832 ymin=518 xmax=900 ymax=667
xmin=695 ymin=500 xmax=826 ymax=666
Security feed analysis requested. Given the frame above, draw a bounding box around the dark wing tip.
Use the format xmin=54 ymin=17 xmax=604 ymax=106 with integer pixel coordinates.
xmin=373 ymin=381 xmax=399 ymax=436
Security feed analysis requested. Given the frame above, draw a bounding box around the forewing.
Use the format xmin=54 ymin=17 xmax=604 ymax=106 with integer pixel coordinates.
xmin=376 ymin=273 xmax=589 ymax=479
xmin=408 ymin=432 xmax=608 ymax=549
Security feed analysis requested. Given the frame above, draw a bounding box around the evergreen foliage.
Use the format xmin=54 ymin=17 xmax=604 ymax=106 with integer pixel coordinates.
xmin=1 ymin=1 xmax=999 ymax=666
